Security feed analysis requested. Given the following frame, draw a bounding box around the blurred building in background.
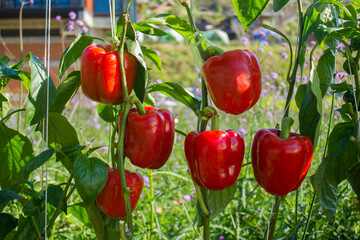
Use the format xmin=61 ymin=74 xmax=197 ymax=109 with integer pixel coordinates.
xmin=0 ymin=0 xmax=138 ymax=87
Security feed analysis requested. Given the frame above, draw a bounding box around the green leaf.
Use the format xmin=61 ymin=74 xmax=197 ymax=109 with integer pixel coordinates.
xmin=147 ymin=82 xmax=201 ymax=115
xmin=328 ymin=81 xmax=353 ymax=93
xmin=208 ymin=183 xmax=237 ymax=219
xmin=68 ymin=203 xmax=91 ymax=226
xmin=311 ymin=122 xmax=358 ymax=222
xmin=298 ymin=44 xmax=307 ymax=74
xmin=23 ymin=148 xmax=55 ymax=177
xmin=302 ymin=2 xmax=321 ymax=44
xmin=0 ymin=213 xmax=18 ymax=240
xmin=18 ymin=71 xmax=31 ymax=92
xmin=327 ymin=122 xmax=358 ymax=183
xmin=144 ymin=93 xmax=156 ymax=107
xmin=39 ymin=112 xmax=79 ymax=147
xmin=74 ymin=155 xmax=108 ymax=204
xmin=141 ymin=46 xmax=161 ymax=71
xmin=126 ymin=39 xmax=148 ymax=103
xmin=310 ymin=158 xmax=337 ymax=223
xmin=59 ymin=35 xmax=107 ymax=80
xmin=97 ymin=104 xmax=117 ymax=123
xmin=0 ymin=122 xmax=34 ymax=189
xmin=86 ymin=202 xmax=105 ymax=240
xmin=136 ymin=14 xmax=192 ymax=40
xmin=0 ymin=189 xmax=24 ymax=205
xmin=50 ymin=71 xmax=81 ymax=113
xmin=232 ymin=0 xmax=270 ymax=32
xmin=133 ymin=23 xmax=169 ymax=37
xmin=116 ymin=16 xmax=136 ymax=41
xmin=0 ymin=93 xmax=10 ymax=119
xmin=24 ymin=54 xmax=57 ymax=127
xmin=299 ymin=66 xmax=323 ymax=148
xmin=273 ymin=0 xmax=290 ymax=12
xmin=336 ymin=108 xmax=352 ymax=122
xmin=0 ymin=56 xmax=21 ymax=79
xmin=45 ymin=185 xmax=67 ymax=214
xmin=347 ymin=162 xmax=360 ymax=199
xmin=295 ymin=84 xmax=307 ymax=110
xmin=13 ymin=212 xmax=45 ymax=240
xmin=317 ymin=49 xmax=335 ymax=97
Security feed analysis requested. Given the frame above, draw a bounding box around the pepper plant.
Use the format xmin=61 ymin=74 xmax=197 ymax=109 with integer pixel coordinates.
xmin=0 ymin=0 xmax=360 ymax=239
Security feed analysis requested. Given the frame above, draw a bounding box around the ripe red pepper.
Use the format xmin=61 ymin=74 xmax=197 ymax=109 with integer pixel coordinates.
xmin=184 ymin=130 xmax=245 ymax=191
xmin=202 ymin=49 xmax=261 ymax=115
xmin=96 ymin=168 xmax=143 ymax=219
xmin=124 ymin=106 xmax=175 ymax=169
xmin=80 ymin=44 xmax=139 ymax=105
xmin=251 ymin=129 xmax=313 ymax=196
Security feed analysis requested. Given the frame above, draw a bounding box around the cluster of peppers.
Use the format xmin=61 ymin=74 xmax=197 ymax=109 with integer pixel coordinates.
xmin=80 ymin=42 xmax=314 ymax=220
xmin=81 ymin=44 xmax=175 ymax=218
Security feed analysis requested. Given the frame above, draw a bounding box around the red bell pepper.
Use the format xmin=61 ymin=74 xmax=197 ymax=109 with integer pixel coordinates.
xmin=202 ymin=49 xmax=261 ymax=115
xmin=96 ymin=168 xmax=143 ymax=219
xmin=251 ymin=129 xmax=313 ymax=196
xmin=184 ymin=130 xmax=245 ymax=191
xmin=80 ymin=44 xmax=139 ymax=105
xmin=124 ymin=106 xmax=175 ymax=169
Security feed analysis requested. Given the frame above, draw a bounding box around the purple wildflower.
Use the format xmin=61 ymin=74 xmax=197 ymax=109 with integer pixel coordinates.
xmin=55 ymin=15 xmax=62 ymax=21
xmin=68 ymin=11 xmax=76 ymax=20
xmin=241 ymin=37 xmax=249 ymax=46
xmin=76 ymin=19 xmax=85 ymax=26
xmin=281 ymin=53 xmax=288 ymax=59
xmin=271 ymin=72 xmax=279 ymax=79
xmin=183 ymin=195 xmax=191 ymax=201
xmin=239 ymin=128 xmax=247 ymax=135
xmin=82 ymin=26 xmax=89 ymax=33
xmin=143 ymin=176 xmax=150 ymax=187
xmin=155 ymin=79 xmax=162 ymax=83
xmin=67 ymin=24 xmax=74 ymax=31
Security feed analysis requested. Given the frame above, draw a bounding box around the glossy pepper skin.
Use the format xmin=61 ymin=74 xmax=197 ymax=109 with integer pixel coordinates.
xmin=124 ymin=106 xmax=175 ymax=169
xmin=184 ymin=130 xmax=245 ymax=191
xmin=96 ymin=168 xmax=143 ymax=219
xmin=202 ymin=49 xmax=261 ymax=115
xmin=80 ymin=44 xmax=139 ymax=105
xmin=251 ymin=129 xmax=313 ymax=196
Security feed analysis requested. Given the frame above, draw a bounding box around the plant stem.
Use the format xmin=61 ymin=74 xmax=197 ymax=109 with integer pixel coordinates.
xmin=132 ymin=96 xmax=146 ymax=114
xmin=31 ymin=216 xmax=43 ymax=240
xmin=1 ymin=109 xmax=26 ymax=123
xmin=118 ymin=14 xmax=130 ymax=102
xmin=201 ymin=187 xmax=211 ymax=240
xmin=301 ymin=194 xmax=315 ymax=240
xmin=18 ymin=1 xmax=25 ymax=132
xmin=279 ymin=117 xmax=294 ymax=139
xmin=265 ymin=195 xmax=283 ymax=240
xmin=283 ymin=0 xmax=303 ymax=118
xmin=47 ymin=174 xmax=74 ymax=236
xmin=294 ymin=189 xmax=299 ymax=238
xmin=116 ymin=103 xmax=133 ymax=238
xmin=149 ymin=169 xmax=155 ymax=240
xmin=194 ymin=185 xmax=209 ymax=216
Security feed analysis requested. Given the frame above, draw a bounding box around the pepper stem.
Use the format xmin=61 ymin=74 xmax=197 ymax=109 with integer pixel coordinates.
xmin=211 ymin=116 xmax=219 ymax=131
xmin=279 ymin=117 xmax=294 ymax=139
xmin=204 ymin=46 xmax=224 ymax=61
xmin=131 ymin=96 xmax=146 ymax=115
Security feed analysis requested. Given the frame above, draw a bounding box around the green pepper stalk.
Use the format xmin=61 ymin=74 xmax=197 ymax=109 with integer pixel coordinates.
xmin=113 ymin=0 xmax=135 ymax=238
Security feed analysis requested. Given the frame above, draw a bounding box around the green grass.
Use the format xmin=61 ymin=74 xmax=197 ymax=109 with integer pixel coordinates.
xmin=2 ymin=41 xmax=360 ymax=239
